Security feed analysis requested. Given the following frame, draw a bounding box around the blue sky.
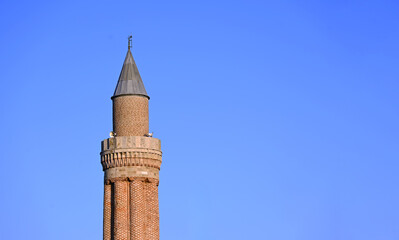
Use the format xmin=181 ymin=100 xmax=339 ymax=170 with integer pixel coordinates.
xmin=1 ymin=0 xmax=399 ymax=239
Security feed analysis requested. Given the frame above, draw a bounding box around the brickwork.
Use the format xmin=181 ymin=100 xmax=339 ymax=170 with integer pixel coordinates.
xmin=130 ymin=179 xmax=145 ymax=240
xmin=104 ymin=184 xmax=112 ymax=240
xmin=113 ymin=96 xmax=149 ymax=136
xmin=145 ymin=180 xmax=160 ymax=240
xmin=113 ymin=181 xmax=130 ymax=240
xmin=102 ymin=178 xmax=160 ymax=240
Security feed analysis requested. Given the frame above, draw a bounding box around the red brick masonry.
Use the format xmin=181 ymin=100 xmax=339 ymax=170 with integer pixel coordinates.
xmin=104 ymin=178 xmax=160 ymax=240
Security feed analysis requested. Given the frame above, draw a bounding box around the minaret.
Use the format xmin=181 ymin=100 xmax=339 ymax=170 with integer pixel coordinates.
xmin=100 ymin=37 xmax=162 ymax=240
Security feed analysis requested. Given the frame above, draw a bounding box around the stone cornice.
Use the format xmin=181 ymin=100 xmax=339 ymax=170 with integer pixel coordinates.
xmin=101 ymin=151 xmax=162 ymax=170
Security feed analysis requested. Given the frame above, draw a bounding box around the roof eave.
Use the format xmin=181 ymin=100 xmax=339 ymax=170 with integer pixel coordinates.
xmin=111 ymin=93 xmax=150 ymax=100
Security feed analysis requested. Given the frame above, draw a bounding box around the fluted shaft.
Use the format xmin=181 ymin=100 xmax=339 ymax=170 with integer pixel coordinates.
xmin=103 ymin=184 xmax=112 ymax=240
xmin=114 ymin=181 xmax=129 ymax=240
xmin=130 ymin=180 xmax=146 ymax=240
xmin=145 ymin=181 xmax=159 ymax=240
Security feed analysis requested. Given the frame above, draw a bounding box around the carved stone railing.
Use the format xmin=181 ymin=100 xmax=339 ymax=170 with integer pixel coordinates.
xmin=100 ymin=136 xmax=162 ymax=181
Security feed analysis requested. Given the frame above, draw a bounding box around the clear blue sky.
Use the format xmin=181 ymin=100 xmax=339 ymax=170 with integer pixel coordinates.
xmin=1 ymin=0 xmax=398 ymax=239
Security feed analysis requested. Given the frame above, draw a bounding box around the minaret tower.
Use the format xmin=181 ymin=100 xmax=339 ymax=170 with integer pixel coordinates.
xmin=100 ymin=37 xmax=162 ymax=240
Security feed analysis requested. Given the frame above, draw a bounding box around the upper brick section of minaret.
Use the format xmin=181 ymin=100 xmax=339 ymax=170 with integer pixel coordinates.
xmin=112 ymin=48 xmax=149 ymax=99
xmin=112 ymin=45 xmax=150 ymax=137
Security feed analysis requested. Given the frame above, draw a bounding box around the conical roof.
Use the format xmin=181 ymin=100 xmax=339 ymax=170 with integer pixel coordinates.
xmin=112 ymin=48 xmax=149 ymax=99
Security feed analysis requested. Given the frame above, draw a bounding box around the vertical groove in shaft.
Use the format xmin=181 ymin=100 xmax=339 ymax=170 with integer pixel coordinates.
xmin=113 ymin=181 xmax=129 ymax=240
xmin=130 ymin=180 xmax=145 ymax=240
xmin=145 ymin=181 xmax=160 ymax=240
xmin=103 ymin=184 xmax=112 ymax=240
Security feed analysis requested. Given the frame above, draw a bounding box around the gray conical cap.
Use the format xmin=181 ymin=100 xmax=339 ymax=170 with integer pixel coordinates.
xmin=112 ymin=49 xmax=149 ymax=99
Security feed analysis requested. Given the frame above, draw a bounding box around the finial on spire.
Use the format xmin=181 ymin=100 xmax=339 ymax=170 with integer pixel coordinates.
xmin=128 ymin=35 xmax=132 ymax=50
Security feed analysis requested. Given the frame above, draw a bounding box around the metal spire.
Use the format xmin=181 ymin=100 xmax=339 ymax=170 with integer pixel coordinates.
xmin=128 ymin=35 xmax=132 ymax=50
xmin=112 ymin=37 xmax=149 ymax=99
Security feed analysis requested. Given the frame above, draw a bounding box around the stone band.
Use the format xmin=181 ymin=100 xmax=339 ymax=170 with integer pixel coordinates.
xmin=105 ymin=166 xmax=159 ymax=181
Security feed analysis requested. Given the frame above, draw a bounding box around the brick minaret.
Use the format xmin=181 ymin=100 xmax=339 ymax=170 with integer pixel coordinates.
xmin=100 ymin=39 xmax=162 ymax=240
